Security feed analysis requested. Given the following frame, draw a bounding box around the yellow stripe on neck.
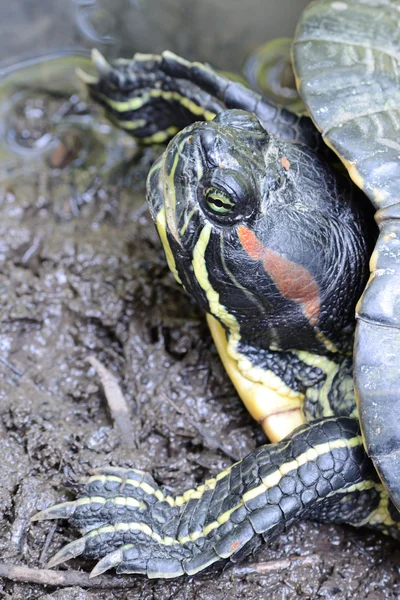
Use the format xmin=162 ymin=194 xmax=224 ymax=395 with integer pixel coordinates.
xmin=190 ymin=226 xmax=305 ymax=441
xmin=156 ymin=207 xmax=182 ymax=284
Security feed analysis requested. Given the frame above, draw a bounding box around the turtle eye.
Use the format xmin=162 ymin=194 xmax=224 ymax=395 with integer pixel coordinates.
xmin=205 ymin=187 xmax=236 ymax=215
xmin=199 ymin=169 xmax=255 ymax=224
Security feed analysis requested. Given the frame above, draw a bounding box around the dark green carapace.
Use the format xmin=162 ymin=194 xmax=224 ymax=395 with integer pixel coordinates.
xmin=33 ymin=0 xmax=400 ymax=578
xmin=293 ymin=0 xmax=400 ymax=509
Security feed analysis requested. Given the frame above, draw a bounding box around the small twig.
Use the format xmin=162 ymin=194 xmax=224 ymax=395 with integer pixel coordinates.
xmin=231 ymin=554 xmax=321 ymax=576
xmin=0 ymin=555 xmax=321 ymax=588
xmin=87 ymin=356 xmax=136 ymax=449
xmin=160 ymin=391 xmax=185 ymax=415
xmin=0 ymin=355 xmax=23 ymax=377
xmin=0 ymin=563 xmax=137 ymax=589
xmin=39 ymin=523 xmax=57 ymax=566
xmin=21 ymin=235 xmax=42 ymax=264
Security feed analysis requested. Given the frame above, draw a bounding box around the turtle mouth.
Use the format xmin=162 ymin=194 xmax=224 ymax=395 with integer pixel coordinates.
xmin=147 ymin=128 xmax=205 ymax=250
xmin=146 ymin=155 xmax=165 ymax=221
xmin=146 ymin=150 xmax=184 ymax=249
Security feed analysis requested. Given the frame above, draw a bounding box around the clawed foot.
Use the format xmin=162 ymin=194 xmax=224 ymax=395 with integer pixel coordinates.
xmin=32 ymin=418 xmax=374 ymax=578
xmin=32 ymin=461 xmax=261 ymax=578
xmin=32 ymin=466 xmax=193 ymax=578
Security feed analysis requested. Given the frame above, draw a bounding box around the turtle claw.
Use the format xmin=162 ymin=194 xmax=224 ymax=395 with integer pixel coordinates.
xmin=91 ymin=49 xmax=113 ymax=78
xmin=89 ymin=547 xmax=124 ymax=578
xmin=31 ymin=501 xmax=77 ymax=522
xmin=33 ymin=465 xmax=190 ymax=576
xmin=76 ymin=67 xmax=99 ymax=86
xmin=47 ymin=537 xmax=87 ymax=569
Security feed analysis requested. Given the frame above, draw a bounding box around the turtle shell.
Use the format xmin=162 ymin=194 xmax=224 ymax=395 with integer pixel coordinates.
xmin=292 ymin=0 xmax=400 ymax=508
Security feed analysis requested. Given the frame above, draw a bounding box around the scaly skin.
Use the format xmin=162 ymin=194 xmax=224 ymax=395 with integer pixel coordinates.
xmin=32 ymin=49 xmax=398 ymax=577
xmin=33 ymin=418 xmax=400 ymax=578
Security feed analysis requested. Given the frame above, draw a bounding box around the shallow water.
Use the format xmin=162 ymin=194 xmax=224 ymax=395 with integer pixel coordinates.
xmin=1 ymin=0 xmax=310 ymax=71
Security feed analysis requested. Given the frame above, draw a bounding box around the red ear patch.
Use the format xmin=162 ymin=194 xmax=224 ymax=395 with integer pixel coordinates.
xmin=237 ymin=225 xmax=320 ymax=326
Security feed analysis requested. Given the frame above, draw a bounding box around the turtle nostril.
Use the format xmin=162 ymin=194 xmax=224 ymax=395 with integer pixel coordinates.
xmin=200 ymin=130 xmax=217 ymax=155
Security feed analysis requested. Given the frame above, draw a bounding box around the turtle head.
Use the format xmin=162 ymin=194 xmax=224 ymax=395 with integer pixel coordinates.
xmin=148 ymin=109 xmax=373 ymax=354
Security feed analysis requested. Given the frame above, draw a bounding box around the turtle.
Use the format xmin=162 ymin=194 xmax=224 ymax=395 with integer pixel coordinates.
xmin=32 ymin=0 xmax=400 ymax=579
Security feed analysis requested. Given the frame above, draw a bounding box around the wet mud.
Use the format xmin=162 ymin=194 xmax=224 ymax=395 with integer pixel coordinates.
xmin=0 ymin=65 xmax=399 ymax=600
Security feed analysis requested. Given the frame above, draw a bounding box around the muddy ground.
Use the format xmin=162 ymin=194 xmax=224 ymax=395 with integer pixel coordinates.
xmin=0 ymin=67 xmax=399 ymax=600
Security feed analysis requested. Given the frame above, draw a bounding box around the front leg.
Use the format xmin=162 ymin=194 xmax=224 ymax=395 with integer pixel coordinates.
xmin=32 ymin=418 xmax=395 ymax=578
xmin=79 ymin=50 xmax=322 ymax=150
